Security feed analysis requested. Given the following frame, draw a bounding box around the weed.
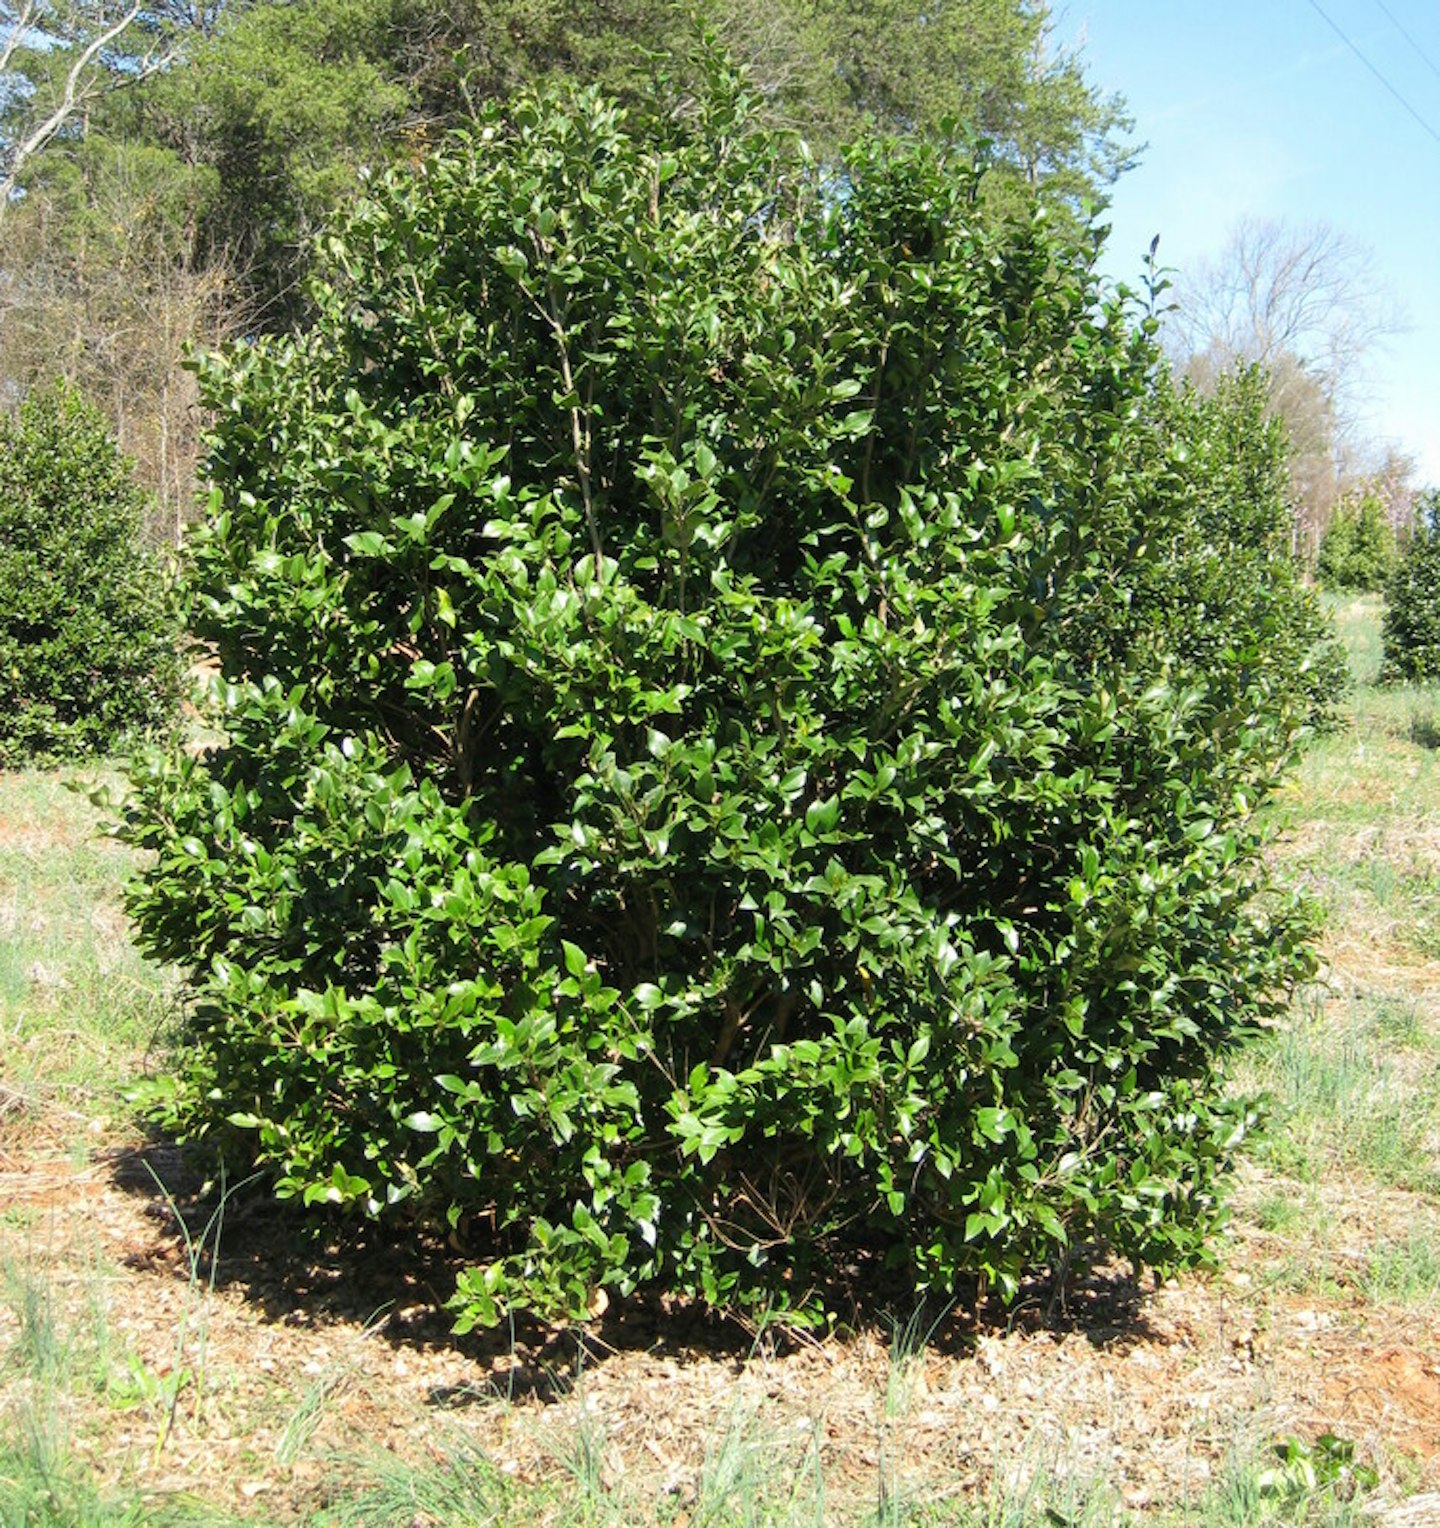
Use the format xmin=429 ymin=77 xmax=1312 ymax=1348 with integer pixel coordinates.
xmin=0 ymin=1258 xmax=241 ymax=1526
xmin=1248 ymin=1010 xmax=1440 ymax=1194
xmin=139 ymin=1164 xmax=257 ymax=1461
xmin=0 ymin=770 xmax=176 ymax=1116
xmin=691 ymin=1397 xmax=771 ymax=1527
xmin=1361 ymin=1230 xmax=1440 ymax=1306
xmin=1365 ymin=997 xmax=1426 ymax=1048
xmin=3 ymin=1258 xmax=64 ymax=1384
xmin=959 ymin=1455 xmax=1123 ymax=1528
xmin=0 ymin=1427 xmax=154 ymax=1527
xmin=315 ymin=1430 xmax=521 ymax=1527
xmin=273 ymin=1311 xmax=387 ymax=1471
xmin=1252 ymin=1192 xmax=1309 ymax=1236
xmin=1182 ymin=1430 xmax=1373 ymax=1527
xmin=876 ymin=1305 xmax=952 ymax=1527
xmin=1408 ymin=708 xmax=1440 ymax=750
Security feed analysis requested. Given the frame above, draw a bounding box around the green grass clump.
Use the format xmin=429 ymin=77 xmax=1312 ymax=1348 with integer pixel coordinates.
xmin=0 ymin=770 xmax=175 ymax=1116
xmin=0 ymin=1254 xmax=244 ymax=1528
xmin=1361 ymin=1230 xmax=1440 ymax=1306
xmin=1245 ymin=1001 xmax=1440 ymax=1194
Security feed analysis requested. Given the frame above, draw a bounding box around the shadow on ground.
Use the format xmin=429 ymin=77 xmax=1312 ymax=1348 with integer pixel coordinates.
xmin=103 ymin=1136 xmax=1164 ymax=1404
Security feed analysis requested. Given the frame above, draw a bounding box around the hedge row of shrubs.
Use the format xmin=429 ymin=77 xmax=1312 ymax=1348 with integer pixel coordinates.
xmin=1382 ymin=494 xmax=1440 ymax=682
xmin=1316 ymin=492 xmax=1398 ymax=593
xmin=1311 ymin=483 xmax=1440 ymax=683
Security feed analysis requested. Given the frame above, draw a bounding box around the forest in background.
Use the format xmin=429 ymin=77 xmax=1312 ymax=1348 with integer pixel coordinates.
xmin=0 ymin=0 xmax=1132 ymax=541
xmin=1 ymin=0 xmax=1422 ymax=558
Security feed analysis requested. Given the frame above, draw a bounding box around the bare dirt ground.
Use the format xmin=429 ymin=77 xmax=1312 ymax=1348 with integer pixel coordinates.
xmin=3 ymin=1016 xmax=1439 ymax=1523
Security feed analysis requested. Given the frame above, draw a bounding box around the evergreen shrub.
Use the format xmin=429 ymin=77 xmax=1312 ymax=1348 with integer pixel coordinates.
xmin=1382 ymin=494 xmax=1440 ymax=682
xmin=1317 ymin=491 xmax=1399 ymax=593
xmin=0 ymin=382 xmax=179 ymax=765
xmin=120 ymin=72 xmax=1341 ymax=1328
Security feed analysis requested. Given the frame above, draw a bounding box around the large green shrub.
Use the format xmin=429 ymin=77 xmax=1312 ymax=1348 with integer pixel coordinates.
xmin=1317 ymin=491 xmax=1399 ymax=593
xmin=0 ymin=383 xmax=180 ymax=765
xmin=121 ymin=73 xmax=1338 ymax=1329
xmin=1381 ymin=494 xmax=1440 ymax=682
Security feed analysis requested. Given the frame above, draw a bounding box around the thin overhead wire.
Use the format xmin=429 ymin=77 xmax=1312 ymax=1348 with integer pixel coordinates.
xmin=1306 ymin=0 xmax=1440 ymax=147
xmin=1372 ymin=0 xmax=1440 ymax=85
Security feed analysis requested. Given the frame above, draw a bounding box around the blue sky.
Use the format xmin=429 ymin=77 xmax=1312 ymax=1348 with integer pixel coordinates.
xmin=1061 ymin=1 xmax=1440 ymax=486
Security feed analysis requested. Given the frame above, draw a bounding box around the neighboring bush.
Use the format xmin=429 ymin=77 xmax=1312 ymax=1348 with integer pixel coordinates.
xmin=1317 ymin=491 xmax=1399 ymax=592
xmin=1067 ymin=364 xmax=1345 ymax=729
xmin=121 ymin=71 xmax=1338 ymax=1330
xmin=1381 ymin=494 xmax=1440 ymax=682
xmin=0 ymin=383 xmax=180 ymax=765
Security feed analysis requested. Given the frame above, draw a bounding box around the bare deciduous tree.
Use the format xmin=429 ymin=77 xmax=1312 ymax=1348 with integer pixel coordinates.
xmin=0 ymin=139 xmax=240 ymax=538
xmin=1166 ymin=216 xmax=1406 ymax=554
xmin=1170 ymin=217 xmax=1397 ymax=383
xmin=0 ymin=0 xmax=175 ymax=214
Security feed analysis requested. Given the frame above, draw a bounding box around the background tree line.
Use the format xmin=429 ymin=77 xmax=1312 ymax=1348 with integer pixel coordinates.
xmin=0 ymin=0 xmax=1132 ymax=540
xmin=3 ymin=0 xmax=1417 ymax=556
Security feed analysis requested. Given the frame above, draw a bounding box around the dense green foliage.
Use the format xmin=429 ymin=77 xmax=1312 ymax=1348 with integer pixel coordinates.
xmin=121 ymin=76 xmax=1337 ymax=1330
xmin=0 ymin=383 xmax=179 ymax=765
xmin=1074 ymin=364 xmax=1344 ymax=727
xmin=1381 ymin=494 xmax=1440 ymax=682
xmin=1317 ymin=490 xmax=1399 ymax=593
